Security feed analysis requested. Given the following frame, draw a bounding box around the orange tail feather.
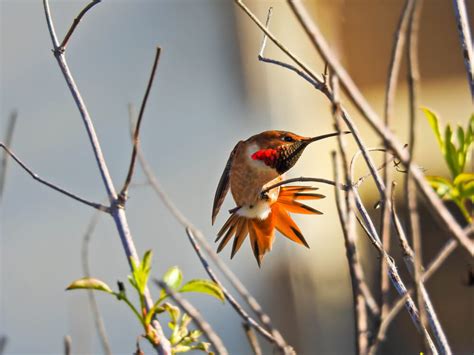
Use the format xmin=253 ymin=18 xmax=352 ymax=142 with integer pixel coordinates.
xmin=215 ymin=185 xmax=325 ymax=266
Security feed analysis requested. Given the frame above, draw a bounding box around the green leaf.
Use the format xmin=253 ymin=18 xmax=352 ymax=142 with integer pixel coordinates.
xmin=179 ymin=279 xmax=225 ymax=302
xmin=444 ymin=124 xmax=460 ymax=177
xmin=422 ymin=107 xmax=444 ymax=150
xmin=142 ymin=250 xmax=153 ymax=274
xmin=163 ymin=266 xmax=183 ymax=290
xmin=66 ymin=277 xmax=113 ymax=294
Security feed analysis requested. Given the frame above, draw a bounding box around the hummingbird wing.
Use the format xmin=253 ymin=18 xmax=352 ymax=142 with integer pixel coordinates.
xmin=212 ymin=141 xmax=243 ymax=225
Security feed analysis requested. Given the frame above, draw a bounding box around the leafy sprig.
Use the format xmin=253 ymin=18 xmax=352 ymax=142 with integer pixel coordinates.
xmin=66 ymin=250 xmax=224 ymax=353
xmin=423 ymin=108 xmax=473 ymax=222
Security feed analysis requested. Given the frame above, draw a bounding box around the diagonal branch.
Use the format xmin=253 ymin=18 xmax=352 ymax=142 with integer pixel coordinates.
xmin=119 ymin=48 xmax=162 ymax=204
xmin=155 ymin=280 xmax=229 ymax=355
xmin=59 ymin=0 xmax=102 ymax=51
xmin=0 ymin=111 xmax=17 ymax=199
xmin=452 ymin=0 xmax=474 ymax=99
xmin=0 ymin=143 xmax=109 ymax=212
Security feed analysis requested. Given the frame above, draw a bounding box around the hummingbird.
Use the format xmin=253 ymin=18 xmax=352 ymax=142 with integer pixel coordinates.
xmin=212 ymin=130 xmax=346 ymax=266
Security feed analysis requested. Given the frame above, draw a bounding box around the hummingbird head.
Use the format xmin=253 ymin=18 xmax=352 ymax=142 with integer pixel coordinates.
xmin=249 ymin=130 xmax=349 ymax=174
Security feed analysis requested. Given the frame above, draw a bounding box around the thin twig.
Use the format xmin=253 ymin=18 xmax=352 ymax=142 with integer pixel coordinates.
xmin=42 ymin=1 xmax=170 ymax=353
xmin=64 ymin=335 xmax=72 ymax=355
xmin=0 ymin=143 xmax=109 ymax=212
xmin=0 ymin=336 xmax=7 ymax=355
xmin=0 ymin=111 xmax=17 ymax=199
xmin=185 ymin=227 xmax=293 ymax=354
xmin=332 ymin=150 xmax=369 ymax=354
xmin=81 ymin=211 xmax=112 ymax=355
xmin=404 ymin=1 xmax=435 ymax=353
xmin=332 ymin=75 xmax=369 ymax=354
xmin=380 ymin=1 xmax=414 ymax=341
xmin=129 ymin=105 xmax=290 ymax=349
xmin=59 ymin=0 xmax=101 ymax=51
xmin=155 ymin=280 xmax=229 ymax=355
xmin=243 ymin=323 xmax=262 ymax=355
xmin=452 ymin=0 xmax=474 ymax=98
xmin=119 ymin=48 xmax=162 ymax=204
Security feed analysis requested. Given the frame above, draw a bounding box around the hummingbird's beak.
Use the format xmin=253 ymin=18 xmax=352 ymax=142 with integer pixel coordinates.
xmin=304 ymin=131 xmax=351 ymax=144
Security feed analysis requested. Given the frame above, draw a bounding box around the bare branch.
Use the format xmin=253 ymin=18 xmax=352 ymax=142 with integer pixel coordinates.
xmin=0 ymin=143 xmax=109 ymax=212
xmin=81 ymin=211 xmax=112 ymax=355
xmin=243 ymin=323 xmax=262 ymax=355
xmin=59 ymin=0 xmax=102 ymax=51
xmin=155 ymin=280 xmax=229 ymax=355
xmin=185 ymin=227 xmax=293 ymax=354
xmin=332 ymin=150 xmax=369 ymax=354
xmin=119 ymin=48 xmax=162 ymax=203
xmin=0 ymin=111 xmax=17 ymax=199
xmin=42 ymin=1 xmax=171 ymax=353
xmin=452 ymin=0 xmax=474 ymax=98
xmin=332 ymin=75 xmax=370 ymax=354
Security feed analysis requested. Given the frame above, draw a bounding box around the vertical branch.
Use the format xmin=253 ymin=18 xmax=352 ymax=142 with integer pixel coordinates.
xmin=41 ymin=2 xmax=171 ymax=353
xmin=380 ymin=0 xmax=414 ymax=337
xmin=405 ymin=1 xmax=433 ymax=353
xmin=81 ymin=212 xmax=112 ymax=355
xmin=0 ymin=111 xmax=17 ymax=199
xmin=0 ymin=336 xmax=7 ymax=355
xmin=452 ymin=0 xmax=474 ymax=98
xmin=331 ymin=76 xmax=369 ymax=355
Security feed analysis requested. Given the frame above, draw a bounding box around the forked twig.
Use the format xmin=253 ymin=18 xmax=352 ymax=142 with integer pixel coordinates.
xmin=42 ymin=1 xmax=170 ymax=353
xmin=0 ymin=143 xmax=109 ymax=212
xmin=156 ymin=280 xmax=228 ymax=355
xmin=119 ymin=48 xmax=162 ymax=204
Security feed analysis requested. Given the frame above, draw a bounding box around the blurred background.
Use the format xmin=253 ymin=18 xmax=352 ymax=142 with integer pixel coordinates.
xmin=1 ymin=0 xmax=472 ymax=354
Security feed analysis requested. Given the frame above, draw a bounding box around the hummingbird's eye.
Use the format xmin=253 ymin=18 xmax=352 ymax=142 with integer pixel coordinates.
xmin=282 ymin=136 xmax=295 ymax=142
